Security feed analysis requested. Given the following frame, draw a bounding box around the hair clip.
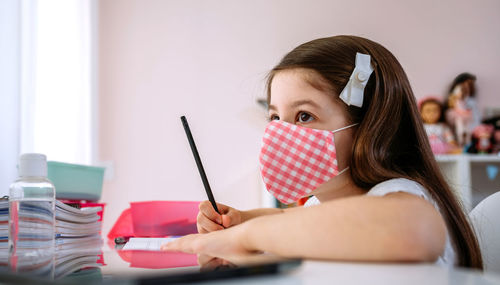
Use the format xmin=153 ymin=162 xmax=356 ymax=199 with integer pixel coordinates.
xmin=339 ymin=52 xmax=374 ymax=108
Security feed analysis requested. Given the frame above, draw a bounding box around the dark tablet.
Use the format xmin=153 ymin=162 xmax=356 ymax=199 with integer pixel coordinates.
xmin=0 ymin=252 xmax=302 ymax=285
xmin=111 ymin=257 xmax=302 ymax=285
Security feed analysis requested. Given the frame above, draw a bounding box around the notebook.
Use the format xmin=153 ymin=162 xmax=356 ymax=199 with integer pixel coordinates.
xmin=122 ymin=237 xmax=178 ymax=251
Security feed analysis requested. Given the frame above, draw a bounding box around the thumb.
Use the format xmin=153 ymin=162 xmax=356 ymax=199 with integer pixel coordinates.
xmin=221 ymin=210 xmax=240 ymax=228
xmin=161 ymin=240 xmax=175 ymax=251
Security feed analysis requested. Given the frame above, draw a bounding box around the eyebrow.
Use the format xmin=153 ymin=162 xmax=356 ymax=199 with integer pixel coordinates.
xmin=268 ymin=99 xmax=321 ymax=111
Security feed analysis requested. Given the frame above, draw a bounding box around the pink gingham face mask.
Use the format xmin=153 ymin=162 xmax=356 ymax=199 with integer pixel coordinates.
xmin=259 ymin=120 xmax=357 ymax=204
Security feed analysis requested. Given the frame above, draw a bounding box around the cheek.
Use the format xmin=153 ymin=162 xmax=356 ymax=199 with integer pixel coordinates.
xmin=333 ymin=129 xmax=355 ymax=167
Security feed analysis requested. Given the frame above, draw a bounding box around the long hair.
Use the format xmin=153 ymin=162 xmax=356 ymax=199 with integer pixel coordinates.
xmin=448 ymin=72 xmax=477 ymax=96
xmin=266 ymin=35 xmax=482 ymax=269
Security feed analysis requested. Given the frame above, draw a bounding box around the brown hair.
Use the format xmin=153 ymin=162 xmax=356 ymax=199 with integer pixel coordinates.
xmin=448 ymin=72 xmax=477 ymax=97
xmin=266 ymin=35 xmax=482 ymax=269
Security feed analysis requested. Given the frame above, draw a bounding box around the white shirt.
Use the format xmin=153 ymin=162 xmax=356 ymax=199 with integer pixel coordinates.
xmin=303 ymin=178 xmax=456 ymax=267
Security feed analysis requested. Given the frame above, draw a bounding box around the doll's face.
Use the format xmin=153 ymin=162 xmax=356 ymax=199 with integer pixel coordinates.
xmin=421 ymin=101 xmax=441 ymax=124
xmin=464 ymin=79 xmax=476 ymax=97
xmin=494 ymin=130 xmax=500 ymax=143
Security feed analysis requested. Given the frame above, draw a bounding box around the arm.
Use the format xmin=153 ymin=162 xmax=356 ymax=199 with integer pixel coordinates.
xmin=198 ymin=199 xmax=308 ymax=232
xmin=240 ymin=206 xmax=306 ymax=221
xmin=240 ymin=207 xmax=284 ymax=222
xmin=240 ymin=192 xmax=447 ymax=262
xmin=170 ymin=192 xmax=447 ymax=262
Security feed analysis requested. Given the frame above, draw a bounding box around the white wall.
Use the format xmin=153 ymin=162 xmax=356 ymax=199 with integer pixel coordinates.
xmin=0 ymin=0 xmax=20 ymax=196
xmin=19 ymin=0 xmax=95 ymax=165
xmin=98 ymin=0 xmax=500 ymax=236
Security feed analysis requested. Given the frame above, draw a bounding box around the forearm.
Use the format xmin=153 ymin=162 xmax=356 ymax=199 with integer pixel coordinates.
xmin=240 ymin=207 xmax=284 ymax=223
xmin=240 ymin=194 xmax=446 ymax=262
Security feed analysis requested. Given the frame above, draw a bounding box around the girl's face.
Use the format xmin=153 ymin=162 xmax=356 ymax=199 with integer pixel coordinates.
xmin=268 ymin=68 xmax=355 ymax=171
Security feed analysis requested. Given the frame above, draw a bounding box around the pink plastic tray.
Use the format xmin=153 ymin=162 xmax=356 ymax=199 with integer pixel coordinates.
xmin=130 ymin=201 xmax=200 ymax=237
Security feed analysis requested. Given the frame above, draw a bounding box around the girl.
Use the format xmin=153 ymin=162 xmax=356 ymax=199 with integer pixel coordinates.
xmin=162 ymin=35 xmax=483 ymax=269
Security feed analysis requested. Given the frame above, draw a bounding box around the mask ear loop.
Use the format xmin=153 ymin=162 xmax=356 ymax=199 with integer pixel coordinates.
xmin=336 ymin=166 xmax=350 ymax=176
xmin=331 ymin=123 xmax=359 ymax=134
xmin=331 ymin=123 xmax=358 ymax=176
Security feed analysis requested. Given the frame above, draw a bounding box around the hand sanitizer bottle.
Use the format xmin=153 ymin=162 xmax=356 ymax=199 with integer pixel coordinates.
xmin=8 ymin=153 xmax=56 ymax=279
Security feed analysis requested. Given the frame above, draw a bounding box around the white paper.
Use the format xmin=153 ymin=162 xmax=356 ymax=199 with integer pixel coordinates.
xmin=122 ymin=237 xmax=178 ymax=251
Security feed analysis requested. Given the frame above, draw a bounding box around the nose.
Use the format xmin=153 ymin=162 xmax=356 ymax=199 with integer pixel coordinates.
xmin=278 ymin=113 xmax=296 ymax=125
xmin=280 ymin=119 xmax=295 ymax=125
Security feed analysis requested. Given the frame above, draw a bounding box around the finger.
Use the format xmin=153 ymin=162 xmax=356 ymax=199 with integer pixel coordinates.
xmin=199 ymin=201 xmax=222 ymax=224
xmin=221 ymin=210 xmax=240 ymax=228
xmin=197 ymin=212 xmax=208 ymax=233
xmin=203 ymin=258 xmax=224 ymax=270
xmin=161 ymin=239 xmax=180 ymax=252
xmin=215 ymin=203 xmax=230 ymax=214
xmin=197 ymin=253 xmax=215 ymax=266
xmin=221 ymin=215 xmax=232 ymax=228
xmin=161 ymin=235 xmax=195 ymax=253
xmin=197 ymin=211 xmax=224 ymax=231
xmin=198 ymin=213 xmax=224 ymax=232
xmin=197 ymin=223 xmax=208 ymax=233
xmin=221 ymin=259 xmax=237 ymax=268
xmin=199 ymin=225 xmax=223 ymax=234
xmin=198 ymin=224 xmax=223 ymax=234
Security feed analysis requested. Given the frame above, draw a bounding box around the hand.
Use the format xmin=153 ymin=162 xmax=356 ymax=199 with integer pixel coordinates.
xmin=197 ymin=201 xmax=242 ymax=233
xmin=161 ymin=224 xmax=256 ymax=258
xmin=197 ymin=254 xmax=236 ymax=270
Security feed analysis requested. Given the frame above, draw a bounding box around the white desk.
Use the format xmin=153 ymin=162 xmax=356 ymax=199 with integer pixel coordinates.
xmin=101 ymin=243 xmax=500 ymax=284
xmin=206 ymin=260 xmax=500 ymax=285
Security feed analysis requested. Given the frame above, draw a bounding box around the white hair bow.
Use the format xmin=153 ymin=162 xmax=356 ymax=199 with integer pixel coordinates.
xmin=339 ymin=52 xmax=374 ymax=108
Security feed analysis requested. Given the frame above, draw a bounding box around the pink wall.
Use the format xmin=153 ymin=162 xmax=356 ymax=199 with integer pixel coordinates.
xmin=98 ymin=0 xmax=500 ymax=235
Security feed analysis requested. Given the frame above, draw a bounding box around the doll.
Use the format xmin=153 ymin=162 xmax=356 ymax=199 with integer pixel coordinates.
xmin=444 ymin=73 xmax=479 ymax=147
xmin=419 ymin=96 xmax=458 ymax=154
xmin=482 ymin=116 xmax=500 ymax=154
xmin=468 ymin=124 xmax=494 ymax=154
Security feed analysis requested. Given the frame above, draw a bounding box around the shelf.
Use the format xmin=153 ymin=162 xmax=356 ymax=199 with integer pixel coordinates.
xmin=436 ymin=154 xmax=500 ymax=163
xmin=435 ymin=154 xmax=500 ymax=211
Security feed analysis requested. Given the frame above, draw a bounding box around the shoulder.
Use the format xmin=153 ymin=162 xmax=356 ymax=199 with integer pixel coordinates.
xmin=366 ymin=178 xmax=434 ymax=205
xmin=304 ymin=196 xmax=320 ymax=207
xmin=368 ymin=178 xmax=455 ymax=264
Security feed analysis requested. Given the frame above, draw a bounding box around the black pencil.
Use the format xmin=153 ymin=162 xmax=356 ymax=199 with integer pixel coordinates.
xmin=180 ymin=116 xmax=220 ymax=215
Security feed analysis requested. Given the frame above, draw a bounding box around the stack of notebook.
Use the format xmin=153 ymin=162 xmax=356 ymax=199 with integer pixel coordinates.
xmin=0 ymin=199 xmax=103 ymax=278
xmin=54 ymin=200 xmax=103 ymax=278
xmin=0 ymin=199 xmax=8 ymax=267
xmin=55 ymin=200 xmax=102 ymax=250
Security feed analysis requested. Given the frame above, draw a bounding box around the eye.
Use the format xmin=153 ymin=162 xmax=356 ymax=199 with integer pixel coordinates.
xmin=269 ymin=114 xmax=280 ymax=121
xmin=297 ymin=111 xmax=314 ymax=123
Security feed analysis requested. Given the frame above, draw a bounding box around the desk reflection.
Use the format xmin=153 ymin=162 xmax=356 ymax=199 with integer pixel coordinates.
xmin=0 ymin=242 xmax=199 ymax=282
xmin=0 ymin=238 xmax=203 ymax=283
xmin=0 ymin=240 xmax=301 ymax=284
xmin=0 ymin=246 xmax=104 ymax=281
